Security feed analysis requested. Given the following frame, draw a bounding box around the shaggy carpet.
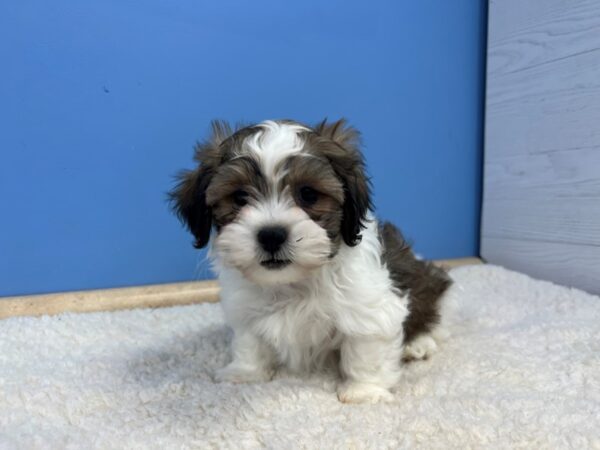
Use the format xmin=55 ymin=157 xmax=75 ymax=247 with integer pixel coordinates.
xmin=1 ymin=265 xmax=599 ymax=449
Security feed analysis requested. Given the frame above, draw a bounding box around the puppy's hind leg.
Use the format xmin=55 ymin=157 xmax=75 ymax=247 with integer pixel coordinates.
xmin=402 ymin=281 xmax=458 ymax=362
xmin=402 ymin=327 xmax=449 ymax=362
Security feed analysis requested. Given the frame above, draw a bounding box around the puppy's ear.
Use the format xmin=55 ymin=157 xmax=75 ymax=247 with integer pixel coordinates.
xmin=314 ymin=118 xmax=372 ymax=246
xmin=169 ymin=167 xmax=213 ymax=249
xmin=169 ymin=121 xmax=232 ymax=248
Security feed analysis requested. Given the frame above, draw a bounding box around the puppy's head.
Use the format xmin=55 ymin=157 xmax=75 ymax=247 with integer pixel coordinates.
xmin=169 ymin=119 xmax=371 ymax=285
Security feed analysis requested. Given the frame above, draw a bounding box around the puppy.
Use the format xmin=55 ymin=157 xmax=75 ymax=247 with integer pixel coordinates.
xmin=170 ymin=119 xmax=452 ymax=403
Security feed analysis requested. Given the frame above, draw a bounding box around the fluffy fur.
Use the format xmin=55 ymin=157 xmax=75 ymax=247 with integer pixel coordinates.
xmin=170 ymin=119 xmax=452 ymax=403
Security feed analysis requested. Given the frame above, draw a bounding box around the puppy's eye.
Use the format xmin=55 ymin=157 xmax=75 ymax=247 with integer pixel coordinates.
xmin=299 ymin=186 xmax=319 ymax=206
xmin=232 ymin=189 xmax=249 ymax=207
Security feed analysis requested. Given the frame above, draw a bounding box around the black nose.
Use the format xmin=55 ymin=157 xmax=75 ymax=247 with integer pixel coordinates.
xmin=257 ymin=226 xmax=288 ymax=253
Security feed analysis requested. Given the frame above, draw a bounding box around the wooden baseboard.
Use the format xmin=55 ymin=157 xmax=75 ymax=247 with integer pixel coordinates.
xmin=0 ymin=281 xmax=220 ymax=320
xmin=0 ymin=257 xmax=482 ymax=319
xmin=431 ymin=257 xmax=482 ymax=270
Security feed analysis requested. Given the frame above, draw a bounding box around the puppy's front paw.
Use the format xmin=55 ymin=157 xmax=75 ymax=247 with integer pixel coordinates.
xmin=337 ymin=382 xmax=394 ymax=404
xmin=214 ymin=363 xmax=274 ymax=384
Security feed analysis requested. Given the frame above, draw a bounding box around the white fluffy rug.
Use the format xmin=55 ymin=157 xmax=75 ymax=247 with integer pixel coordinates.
xmin=1 ymin=265 xmax=599 ymax=449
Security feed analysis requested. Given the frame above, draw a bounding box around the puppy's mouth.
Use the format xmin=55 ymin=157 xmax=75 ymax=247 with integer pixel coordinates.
xmin=260 ymin=258 xmax=291 ymax=270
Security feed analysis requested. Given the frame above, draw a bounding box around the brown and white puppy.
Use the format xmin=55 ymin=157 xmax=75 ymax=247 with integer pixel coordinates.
xmin=170 ymin=119 xmax=452 ymax=403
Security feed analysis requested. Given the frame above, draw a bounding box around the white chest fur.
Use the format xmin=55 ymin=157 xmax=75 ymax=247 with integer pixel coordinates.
xmin=216 ymin=220 xmax=409 ymax=373
xmin=252 ymin=288 xmax=341 ymax=371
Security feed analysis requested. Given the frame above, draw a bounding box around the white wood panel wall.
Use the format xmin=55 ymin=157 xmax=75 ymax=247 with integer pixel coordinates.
xmin=482 ymin=0 xmax=600 ymax=294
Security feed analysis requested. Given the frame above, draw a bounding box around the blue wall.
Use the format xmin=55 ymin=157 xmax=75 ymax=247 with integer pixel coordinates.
xmin=0 ymin=0 xmax=486 ymax=296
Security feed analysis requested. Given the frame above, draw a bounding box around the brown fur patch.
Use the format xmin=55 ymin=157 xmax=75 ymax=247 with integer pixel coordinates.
xmin=169 ymin=121 xmax=263 ymax=247
xmin=304 ymin=119 xmax=372 ymax=246
xmin=281 ymin=155 xmax=344 ymax=244
xmin=169 ymin=122 xmax=228 ymax=248
xmin=379 ymin=222 xmax=452 ymax=344
xmin=207 ymin=156 xmax=267 ymax=229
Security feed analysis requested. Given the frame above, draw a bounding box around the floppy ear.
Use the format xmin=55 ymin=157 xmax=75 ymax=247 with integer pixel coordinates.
xmin=314 ymin=119 xmax=372 ymax=246
xmin=169 ymin=121 xmax=232 ymax=249
xmin=169 ymin=166 xmax=214 ymax=249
